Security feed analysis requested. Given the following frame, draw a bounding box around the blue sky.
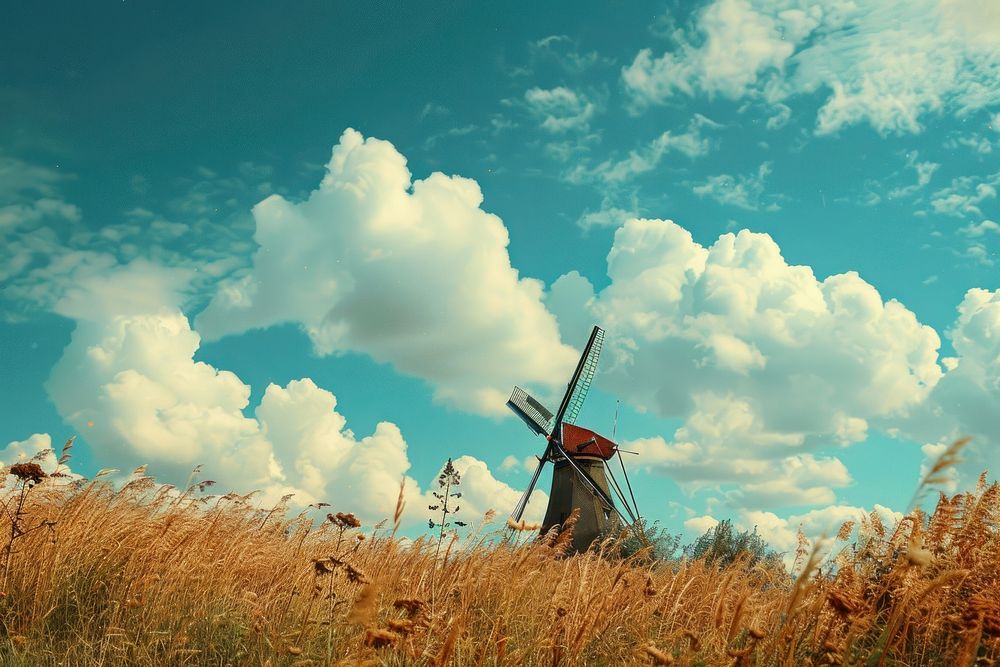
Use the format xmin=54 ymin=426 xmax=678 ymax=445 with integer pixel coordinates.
xmin=2 ymin=0 xmax=999 ymax=553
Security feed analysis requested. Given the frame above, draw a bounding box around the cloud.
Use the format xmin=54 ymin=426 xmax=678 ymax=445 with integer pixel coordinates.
xmin=623 ymin=0 xmax=795 ymax=103
xmin=578 ymin=204 xmax=637 ymax=230
xmin=693 ymin=162 xmax=777 ymax=210
xmin=902 ymin=288 xmax=1000 ymax=485
xmin=0 ymin=155 xmax=86 ymax=312
xmin=565 ymin=114 xmax=720 ymax=186
xmin=499 ymin=454 xmax=537 ymax=474
xmin=531 ymin=35 xmax=613 ymax=74
xmin=765 ymin=103 xmax=791 ymax=130
xmin=0 ymin=154 xmax=260 ymax=322
xmin=196 ymin=129 xmax=576 ymax=416
xmin=43 ymin=261 xmax=544 ymax=526
xmin=623 ymin=0 xmax=1000 ymax=135
xmin=684 ymin=514 xmax=719 ymax=535
xmin=945 ymin=133 xmax=995 ymax=155
xmin=930 ymin=171 xmax=1000 ymax=217
xmin=419 ymin=103 xmax=450 ymax=120
xmin=523 ymin=86 xmax=596 ymax=133
xmin=887 ymin=152 xmax=940 ymax=200
xmin=422 ymin=124 xmax=478 ymax=150
xmin=1 ymin=433 xmax=58 ymax=471
xmin=500 ymin=455 xmax=520 ymax=472
xmin=729 ymin=455 xmax=852 ymax=508
xmin=547 ymin=218 xmax=943 ymax=506
xmin=738 ymin=503 xmax=903 ymax=559
xmin=960 ymin=220 xmax=1000 ymax=237
xmin=0 ymin=153 xmax=71 ymax=201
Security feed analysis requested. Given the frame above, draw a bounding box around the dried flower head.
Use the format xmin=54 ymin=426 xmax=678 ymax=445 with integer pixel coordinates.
xmin=329 ymin=512 xmax=362 ymax=529
xmin=9 ymin=462 xmax=46 ymax=484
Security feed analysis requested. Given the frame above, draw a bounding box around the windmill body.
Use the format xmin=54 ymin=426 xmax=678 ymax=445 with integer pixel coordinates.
xmin=543 ymin=451 xmax=616 ymax=552
xmin=506 ymin=326 xmax=640 ymax=552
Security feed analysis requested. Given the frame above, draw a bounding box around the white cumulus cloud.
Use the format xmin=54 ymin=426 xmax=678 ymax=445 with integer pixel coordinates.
xmin=548 ymin=218 xmax=943 ymax=506
xmin=46 ymin=261 xmax=545 ymax=526
xmin=196 ymin=129 xmax=576 ymax=416
xmin=903 ymin=288 xmax=1000 ymax=486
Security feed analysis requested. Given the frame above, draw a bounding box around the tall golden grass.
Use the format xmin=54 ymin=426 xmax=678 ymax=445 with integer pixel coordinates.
xmin=0 ymin=440 xmax=997 ymax=665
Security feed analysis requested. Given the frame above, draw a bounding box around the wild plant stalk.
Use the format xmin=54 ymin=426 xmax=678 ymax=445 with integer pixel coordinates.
xmin=428 ymin=458 xmax=466 ymax=562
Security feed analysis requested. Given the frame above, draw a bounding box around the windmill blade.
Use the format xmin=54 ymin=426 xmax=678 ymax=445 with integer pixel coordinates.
xmin=506 ymin=386 xmax=554 ymax=436
xmin=510 ymin=451 xmax=549 ymax=522
xmin=553 ymin=326 xmax=605 ymax=428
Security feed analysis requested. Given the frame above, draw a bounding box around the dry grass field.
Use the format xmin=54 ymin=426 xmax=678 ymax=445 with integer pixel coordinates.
xmin=0 ymin=439 xmax=997 ymax=666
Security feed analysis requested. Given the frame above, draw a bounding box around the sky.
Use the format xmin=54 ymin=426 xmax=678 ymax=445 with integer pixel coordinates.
xmin=1 ymin=0 xmax=999 ymax=555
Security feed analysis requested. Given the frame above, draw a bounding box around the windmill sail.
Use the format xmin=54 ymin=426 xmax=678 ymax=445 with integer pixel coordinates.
xmin=556 ymin=326 xmax=604 ymax=427
xmin=507 ymin=386 xmax=554 ymax=436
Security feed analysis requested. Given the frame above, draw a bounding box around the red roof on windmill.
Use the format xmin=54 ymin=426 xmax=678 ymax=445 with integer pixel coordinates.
xmin=561 ymin=423 xmax=617 ymax=460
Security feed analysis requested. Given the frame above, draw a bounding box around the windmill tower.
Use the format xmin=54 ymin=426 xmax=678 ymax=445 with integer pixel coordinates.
xmin=506 ymin=326 xmax=640 ymax=553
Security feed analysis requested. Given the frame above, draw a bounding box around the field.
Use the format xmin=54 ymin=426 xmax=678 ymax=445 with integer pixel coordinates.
xmin=0 ymin=441 xmax=997 ymax=666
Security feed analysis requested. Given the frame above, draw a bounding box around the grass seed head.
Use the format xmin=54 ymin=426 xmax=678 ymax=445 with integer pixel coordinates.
xmin=506 ymin=517 xmax=541 ymax=531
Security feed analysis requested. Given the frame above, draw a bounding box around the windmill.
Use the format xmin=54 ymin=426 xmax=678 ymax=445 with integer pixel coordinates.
xmin=506 ymin=325 xmax=641 ymax=552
